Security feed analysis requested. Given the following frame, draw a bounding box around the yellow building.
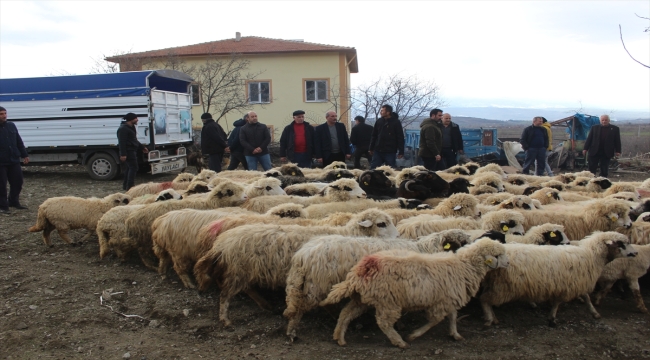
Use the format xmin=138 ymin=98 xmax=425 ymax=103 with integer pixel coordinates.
xmin=107 ymin=34 xmax=358 ymax=140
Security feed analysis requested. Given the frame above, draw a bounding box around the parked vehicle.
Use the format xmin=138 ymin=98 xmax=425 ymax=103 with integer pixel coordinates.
xmin=402 ymin=128 xmax=498 ymax=166
xmin=0 ymin=70 xmax=194 ymax=180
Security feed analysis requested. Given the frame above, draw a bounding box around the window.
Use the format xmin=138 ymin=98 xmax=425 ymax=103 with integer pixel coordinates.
xmin=190 ymin=84 xmax=200 ymax=105
xmin=248 ymin=81 xmax=271 ymax=103
xmin=305 ymin=79 xmax=328 ymax=102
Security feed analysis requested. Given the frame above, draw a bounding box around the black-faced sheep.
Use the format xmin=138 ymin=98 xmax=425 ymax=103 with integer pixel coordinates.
xmin=194 ymin=208 xmax=398 ymax=327
xmin=129 ymin=188 xmax=184 ymax=205
xmin=29 ymin=193 xmax=131 ymax=246
xmin=505 ymin=223 xmax=569 ymax=245
xmin=529 ymin=187 xmax=562 ymax=205
xmin=320 ymin=238 xmax=508 ymax=348
xmin=389 ymin=193 xmax=480 ymax=223
xmin=284 ymin=229 xmax=471 ymax=340
xmin=480 ymin=231 xmax=637 ymax=327
xmin=358 ymin=169 xmax=397 ymax=199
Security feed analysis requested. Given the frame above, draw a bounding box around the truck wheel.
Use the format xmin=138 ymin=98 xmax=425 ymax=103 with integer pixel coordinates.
xmin=86 ymin=153 xmax=119 ymax=180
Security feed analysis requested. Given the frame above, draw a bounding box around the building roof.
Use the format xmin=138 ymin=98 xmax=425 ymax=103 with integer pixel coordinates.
xmin=106 ymin=35 xmax=358 ymax=73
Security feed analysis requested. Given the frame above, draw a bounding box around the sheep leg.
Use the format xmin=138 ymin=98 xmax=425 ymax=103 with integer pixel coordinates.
xmin=78 ymin=230 xmax=93 ymax=244
xmin=42 ymin=222 xmax=55 ymax=247
xmin=628 ymin=278 xmax=649 ymax=313
xmin=98 ymin=230 xmax=110 ymax=259
xmin=172 ymin=258 xmax=197 ymax=289
xmin=137 ymin=247 xmax=159 ymax=271
xmin=333 ymin=300 xmax=368 ymax=346
xmin=154 ymin=248 xmax=172 ymax=278
xmin=243 ymin=289 xmax=272 ymax=311
xmin=548 ymin=301 xmax=562 ymax=327
xmin=480 ymin=299 xmax=498 ymax=326
xmin=286 ymin=310 xmax=304 ymax=342
xmin=447 ymin=310 xmax=465 ymax=341
xmin=581 ymin=294 xmax=601 ymax=319
xmin=219 ymin=290 xmax=234 ymax=327
xmin=375 ymin=307 xmax=409 ymax=349
xmin=593 ymin=280 xmax=616 ymax=306
xmin=56 ymin=227 xmax=75 ymax=245
xmin=405 ymin=308 xmax=445 ymax=343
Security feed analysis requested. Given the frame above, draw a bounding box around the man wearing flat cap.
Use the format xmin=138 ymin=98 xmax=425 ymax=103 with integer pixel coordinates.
xmin=280 ymin=110 xmax=315 ymax=168
xmin=200 ymin=113 xmax=229 ymax=172
xmin=117 ymin=112 xmax=148 ymax=191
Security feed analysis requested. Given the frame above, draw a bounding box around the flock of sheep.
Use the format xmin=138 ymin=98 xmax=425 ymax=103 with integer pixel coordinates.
xmin=26 ymin=161 xmax=650 ymax=348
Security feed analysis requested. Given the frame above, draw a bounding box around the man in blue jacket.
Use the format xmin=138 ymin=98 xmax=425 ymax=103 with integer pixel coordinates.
xmin=314 ymin=111 xmax=350 ymax=168
xmin=226 ymin=114 xmax=248 ymax=170
xmin=520 ymin=116 xmax=549 ymax=176
xmin=0 ymin=106 xmax=30 ymax=213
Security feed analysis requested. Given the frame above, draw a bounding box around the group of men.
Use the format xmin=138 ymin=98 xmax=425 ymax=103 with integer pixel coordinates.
xmin=520 ymin=114 xmax=621 ymax=178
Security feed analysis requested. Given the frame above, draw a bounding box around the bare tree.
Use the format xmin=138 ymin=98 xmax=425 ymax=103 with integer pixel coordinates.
xmin=619 ymin=14 xmax=650 ymax=69
xmin=351 ymin=74 xmax=444 ymax=128
xmin=326 ymin=79 xmax=353 ymax=124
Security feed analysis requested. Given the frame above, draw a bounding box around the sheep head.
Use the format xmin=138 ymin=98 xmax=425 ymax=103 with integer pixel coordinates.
xmin=460 ymin=238 xmax=509 ymax=269
xmin=279 ymin=163 xmax=304 ymax=177
xmin=323 ymin=178 xmax=366 ymax=201
xmin=266 ymin=203 xmax=306 ymax=219
xmin=172 ymin=172 xmax=195 ymax=184
xmin=155 ymin=189 xmax=183 ymax=202
xmin=208 ymin=180 xmax=247 ymax=206
xmin=250 ymin=177 xmax=286 ymax=197
xmin=349 ymin=208 xmax=398 ymax=238
xmin=106 ymin=193 xmax=131 ymax=206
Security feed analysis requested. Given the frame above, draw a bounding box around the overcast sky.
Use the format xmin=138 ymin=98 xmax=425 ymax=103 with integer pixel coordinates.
xmin=1 ymin=1 xmax=649 ymax=114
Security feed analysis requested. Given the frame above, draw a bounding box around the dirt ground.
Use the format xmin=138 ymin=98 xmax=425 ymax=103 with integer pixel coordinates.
xmin=2 ymin=165 xmax=650 ymax=360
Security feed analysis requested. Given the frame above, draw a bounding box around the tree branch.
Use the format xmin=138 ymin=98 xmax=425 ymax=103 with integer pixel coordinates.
xmin=619 ymin=24 xmax=650 ymax=68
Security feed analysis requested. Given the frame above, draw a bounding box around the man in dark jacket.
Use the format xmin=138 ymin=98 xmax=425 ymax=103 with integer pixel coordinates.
xmin=314 ymin=111 xmax=351 ymax=168
xmin=0 ymin=106 xmax=29 ymax=213
xmin=583 ymin=114 xmax=621 ymax=178
xmin=369 ymin=104 xmax=404 ymax=169
xmin=520 ymin=116 xmax=549 ymax=176
xmin=117 ymin=112 xmax=149 ymax=191
xmin=439 ymin=113 xmax=464 ymax=169
xmin=200 ymin=113 xmax=229 ymax=173
xmin=419 ymin=110 xmax=443 ymax=171
xmin=239 ymin=111 xmax=272 ymax=171
xmin=349 ymin=115 xmax=374 ymax=169
xmin=226 ymin=114 xmax=248 ymax=170
xmin=280 ymin=110 xmax=314 ymax=168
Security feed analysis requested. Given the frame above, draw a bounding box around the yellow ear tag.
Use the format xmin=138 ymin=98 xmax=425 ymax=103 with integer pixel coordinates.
xmin=485 ymin=258 xmax=493 ymax=265
xmin=364 ymin=182 xmax=369 ymax=186
xmin=610 ymin=216 xmax=617 ymax=222
xmin=444 ymin=243 xmax=451 ymax=250
xmin=292 ymin=172 xmax=296 ymax=176
xmin=502 ymin=225 xmax=509 ymax=232
xmin=550 ymin=232 xmax=556 ymax=237
xmin=455 ymin=172 xmax=460 ymax=175
xmin=547 ymin=193 xmax=552 ymax=197
xmin=337 ymin=174 xmax=341 ymax=178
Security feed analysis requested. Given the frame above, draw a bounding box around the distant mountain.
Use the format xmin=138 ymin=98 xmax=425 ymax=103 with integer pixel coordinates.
xmin=443 ymin=106 xmax=649 ymax=122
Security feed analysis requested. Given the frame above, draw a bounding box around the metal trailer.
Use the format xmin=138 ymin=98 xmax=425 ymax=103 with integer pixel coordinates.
xmin=0 ymin=70 xmax=194 ymax=180
xmin=404 ymin=128 xmax=498 ymax=164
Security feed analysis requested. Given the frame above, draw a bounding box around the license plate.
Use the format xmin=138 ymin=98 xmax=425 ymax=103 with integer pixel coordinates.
xmin=159 ymin=150 xmax=169 ymax=157
xmin=151 ymin=158 xmax=186 ymax=174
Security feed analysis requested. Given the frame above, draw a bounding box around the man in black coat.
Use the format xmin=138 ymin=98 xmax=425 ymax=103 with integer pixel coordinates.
xmin=439 ymin=113 xmax=464 ymax=169
xmin=314 ymin=111 xmax=351 ymax=168
xmin=200 ymin=113 xmax=229 ymax=173
xmin=239 ymin=111 xmax=272 ymax=171
xmin=583 ymin=114 xmax=621 ymax=178
xmin=280 ymin=110 xmax=314 ymax=168
xmin=0 ymin=106 xmax=29 ymax=213
xmin=226 ymin=114 xmax=248 ymax=170
xmin=369 ymin=104 xmax=404 ymax=169
xmin=117 ymin=112 xmax=149 ymax=191
xmin=520 ymin=116 xmax=549 ymax=176
xmin=349 ymin=115 xmax=374 ymax=169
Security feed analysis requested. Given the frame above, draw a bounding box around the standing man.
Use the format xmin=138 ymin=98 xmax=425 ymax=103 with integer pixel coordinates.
xmin=520 ymin=116 xmax=549 ymax=176
xmin=117 ymin=112 xmax=149 ymax=191
xmin=369 ymin=104 xmax=404 ymax=169
xmin=583 ymin=114 xmax=621 ymax=178
xmin=418 ymin=110 xmax=443 ymax=171
xmin=280 ymin=110 xmax=314 ymax=168
xmin=239 ymin=111 xmax=272 ymax=171
xmin=349 ymin=115 xmax=374 ymax=169
xmin=314 ymin=111 xmax=351 ymax=168
xmin=539 ymin=117 xmax=554 ymax=176
xmin=226 ymin=113 xmax=248 ymax=171
xmin=200 ymin=112 xmax=229 ymax=173
xmin=0 ymin=106 xmax=29 ymax=213
xmin=439 ymin=113 xmax=464 ymax=169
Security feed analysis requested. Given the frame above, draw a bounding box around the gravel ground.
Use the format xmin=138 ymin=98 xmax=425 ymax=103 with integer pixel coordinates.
xmin=1 ymin=164 xmax=649 ymax=360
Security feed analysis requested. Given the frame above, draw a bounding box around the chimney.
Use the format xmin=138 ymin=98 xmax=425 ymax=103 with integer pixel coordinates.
xmin=235 ymin=32 xmax=241 ymax=42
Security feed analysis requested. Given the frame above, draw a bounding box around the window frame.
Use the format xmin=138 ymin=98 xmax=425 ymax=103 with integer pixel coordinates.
xmin=190 ymin=84 xmax=201 ymax=105
xmin=303 ymin=78 xmax=329 ymax=103
xmin=246 ymin=80 xmax=272 ymax=104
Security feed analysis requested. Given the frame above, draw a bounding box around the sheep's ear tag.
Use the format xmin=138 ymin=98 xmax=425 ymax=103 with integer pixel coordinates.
xmin=337 ymin=174 xmax=341 ymax=178
xmin=358 ymin=220 xmax=373 ymax=228
xmin=292 ymin=172 xmax=296 ymax=176
xmin=484 ymin=258 xmax=493 ymax=265
xmin=455 ymin=172 xmax=460 ymax=175
xmin=443 ymin=243 xmax=451 ymax=250
xmin=364 ymin=181 xmax=369 ymax=186
xmin=550 ymin=232 xmax=557 ymax=238
xmin=502 ymin=225 xmax=509 ymax=232
xmin=610 ymin=215 xmax=618 ymax=222
xmin=453 ymin=205 xmax=462 ymax=211
xmin=547 ymin=193 xmax=553 ymax=198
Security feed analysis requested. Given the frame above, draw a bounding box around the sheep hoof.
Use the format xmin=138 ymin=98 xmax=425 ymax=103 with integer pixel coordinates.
xmin=592 ymin=313 xmax=601 ymax=319
xmin=483 ymin=321 xmax=493 ymax=327
xmin=337 ymin=339 xmax=347 ymax=347
xmin=548 ymin=319 xmax=557 ymax=327
xmin=396 ymin=341 xmax=409 ymax=349
xmin=452 ymin=334 xmax=465 ymax=341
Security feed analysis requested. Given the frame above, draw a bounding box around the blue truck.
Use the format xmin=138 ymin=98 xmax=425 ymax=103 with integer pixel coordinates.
xmin=401 ymin=128 xmax=499 ymax=166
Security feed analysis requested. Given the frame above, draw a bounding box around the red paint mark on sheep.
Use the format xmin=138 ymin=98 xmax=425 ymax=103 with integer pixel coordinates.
xmin=161 ymin=182 xmax=173 ymax=190
xmin=356 ymin=255 xmax=381 ymax=280
xmin=208 ymin=220 xmax=225 ymax=237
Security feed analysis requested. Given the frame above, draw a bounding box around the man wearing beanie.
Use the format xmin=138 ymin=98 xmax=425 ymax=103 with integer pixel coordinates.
xmin=200 ymin=113 xmax=229 ymax=172
xmin=0 ymin=106 xmax=29 ymax=213
xmin=280 ymin=110 xmax=315 ymax=168
xmin=117 ymin=112 xmax=148 ymax=191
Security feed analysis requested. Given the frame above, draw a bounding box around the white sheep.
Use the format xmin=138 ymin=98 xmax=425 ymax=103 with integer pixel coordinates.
xmin=193 ymin=208 xmax=398 ymax=327
xmin=125 ymin=173 xmax=194 ymax=198
xmin=616 ymin=221 xmax=650 ymax=245
xmin=397 ymin=215 xmax=480 ymax=239
xmin=505 ymin=223 xmax=569 ymax=245
xmin=529 ymin=187 xmax=562 ymax=206
xmin=320 ymin=238 xmax=508 ymax=348
xmin=29 ymin=193 xmax=131 ymax=246
xmin=480 ymin=231 xmax=637 ymax=327
xmin=473 ymin=163 xmax=507 ymax=179
xmin=129 ymin=188 xmax=183 ymax=205
xmin=303 ymin=197 xmax=420 ymax=219
xmin=284 ymin=182 xmax=328 ymax=197
xmin=284 ymin=229 xmax=471 ymax=340
xmin=96 ymin=204 xmax=145 ymax=259
xmin=470 ymin=172 xmax=505 ymax=192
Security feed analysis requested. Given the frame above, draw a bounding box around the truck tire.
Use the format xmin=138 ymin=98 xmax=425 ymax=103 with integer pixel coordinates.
xmin=86 ymin=153 xmax=120 ymax=181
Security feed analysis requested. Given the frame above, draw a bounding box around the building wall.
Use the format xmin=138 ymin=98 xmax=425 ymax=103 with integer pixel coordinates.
xmin=144 ymin=52 xmax=351 ymax=141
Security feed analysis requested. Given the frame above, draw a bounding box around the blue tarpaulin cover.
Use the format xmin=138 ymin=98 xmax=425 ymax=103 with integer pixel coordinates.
xmin=0 ymin=70 xmax=193 ymax=102
xmin=566 ymin=113 xmax=600 ymax=140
